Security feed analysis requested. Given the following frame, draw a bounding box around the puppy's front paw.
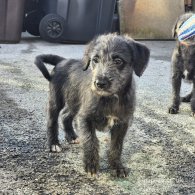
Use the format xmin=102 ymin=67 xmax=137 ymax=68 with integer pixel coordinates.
xmin=181 ymin=96 xmax=191 ymax=102
xmin=111 ymin=166 xmax=129 ymax=178
xmin=168 ymin=106 xmax=179 ymax=114
xmin=84 ymin=158 xmax=99 ymax=176
xmin=66 ymin=135 xmax=80 ymax=144
xmin=65 ymin=132 xmax=79 ymax=144
xmin=50 ymin=144 xmax=62 ymax=152
xmin=70 ymin=138 xmax=80 ymax=144
xmin=191 ymin=112 xmax=195 ymax=118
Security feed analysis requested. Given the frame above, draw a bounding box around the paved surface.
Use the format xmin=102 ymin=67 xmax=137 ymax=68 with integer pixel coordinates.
xmin=0 ymin=34 xmax=195 ymax=195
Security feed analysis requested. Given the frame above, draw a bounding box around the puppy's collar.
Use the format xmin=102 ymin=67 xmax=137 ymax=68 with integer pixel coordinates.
xmin=180 ymin=41 xmax=195 ymax=47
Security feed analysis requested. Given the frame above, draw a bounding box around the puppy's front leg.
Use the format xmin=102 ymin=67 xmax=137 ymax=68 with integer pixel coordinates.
xmin=169 ymin=73 xmax=182 ymax=114
xmin=191 ymin=81 xmax=195 ymax=117
xmin=169 ymin=50 xmax=183 ymax=114
xmin=108 ymin=122 xmax=128 ymax=178
xmin=77 ymin=114 xmax=99 ymax=175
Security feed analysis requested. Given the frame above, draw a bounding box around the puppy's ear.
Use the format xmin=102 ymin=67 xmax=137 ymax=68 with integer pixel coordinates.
xmin=172 ymin=18 xmax=179 ymax=38
xmin=172 ymin=13 xmax=194 ymax=39
xmin=82 ymin=44 xmax=92 ymax=71
xmin=82 ymin=37 xmax=97 ymax=71
xmin=131 ymin=41 xmax=150 ymax=77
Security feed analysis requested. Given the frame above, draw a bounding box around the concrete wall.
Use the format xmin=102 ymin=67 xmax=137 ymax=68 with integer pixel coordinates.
xmin=119 ymin=0 xmax=185 ymax=39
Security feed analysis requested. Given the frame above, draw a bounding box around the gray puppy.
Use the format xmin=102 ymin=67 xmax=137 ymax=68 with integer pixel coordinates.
xmin=169 ymin=13 xmax=195 ymax=116
xmin=35 ymin=34 xmax=150 ymax=177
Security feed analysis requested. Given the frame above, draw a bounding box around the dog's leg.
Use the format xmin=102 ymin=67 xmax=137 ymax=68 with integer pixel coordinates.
xmin=108 ymin=122 xmax=128 ymax=178
xmin=77 ymin=115 xmax=99 ymax=175
xmin=169 ymin=51 xmax=183 ymax=114
xmin=47 ymin=99 xmax=62 ymax=152
xmin=181 ymin=92 xmax=192 ymax=102
xmin=191 ymin=81 xmax=195 ymax=117
xmin=61 ymin=107 xmax=79 ymax=144
xmin=169 ymin=73 xmax=182 ymax=114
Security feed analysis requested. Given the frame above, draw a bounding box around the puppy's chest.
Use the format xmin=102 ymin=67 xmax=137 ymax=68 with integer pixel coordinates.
xmin=94 ymin=114 xmax=119 ymax=132
xmin=181 ymin=49 xmax=195 ymax=81
xmin=94 ymin=97 xmax=123 ymax=132
xmin=182 ymin=60 xmax=194 ymax=81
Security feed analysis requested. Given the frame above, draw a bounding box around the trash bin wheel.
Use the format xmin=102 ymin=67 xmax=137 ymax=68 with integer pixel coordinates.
xmin=25 ymin=10 xmax=44 ymax=36
xmin=39 ymin=14 xmax=65 ymax=42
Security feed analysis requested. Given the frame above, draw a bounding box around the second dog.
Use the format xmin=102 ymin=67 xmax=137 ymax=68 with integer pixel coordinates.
xmin=169 ymin=13 xmax=195 ymax=116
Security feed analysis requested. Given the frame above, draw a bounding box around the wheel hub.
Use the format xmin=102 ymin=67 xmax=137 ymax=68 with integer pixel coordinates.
xmin=47 ymin=20 xmax=62 ymax=38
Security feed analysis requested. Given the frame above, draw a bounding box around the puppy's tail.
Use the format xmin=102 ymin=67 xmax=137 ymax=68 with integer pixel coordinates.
xmin=34 ymin=54 xmax=65 ymax=81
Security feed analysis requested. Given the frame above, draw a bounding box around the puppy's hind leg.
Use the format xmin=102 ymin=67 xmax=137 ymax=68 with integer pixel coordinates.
xmin=47 ymin=98 xmax=62 ymax=153
xmin=61 ymin=107 xmax=79 ymax=144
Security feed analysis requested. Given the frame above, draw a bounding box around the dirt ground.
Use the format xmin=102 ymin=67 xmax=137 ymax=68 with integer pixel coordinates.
xmin=0 ymin=35 xmax=195 ymax=195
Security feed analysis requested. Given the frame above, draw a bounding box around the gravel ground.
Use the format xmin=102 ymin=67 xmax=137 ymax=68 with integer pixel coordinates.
xmin=0 ymin=34 xmax=195 ymax=195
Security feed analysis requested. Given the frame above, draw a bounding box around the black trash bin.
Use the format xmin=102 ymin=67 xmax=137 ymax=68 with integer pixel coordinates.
xmin=0 ymin=0 xmax=25 ymax=43
xmin=37 ymin=0 xmax=116 ymax=43
xmin=23 ymin=0 xmax=44 ymax=36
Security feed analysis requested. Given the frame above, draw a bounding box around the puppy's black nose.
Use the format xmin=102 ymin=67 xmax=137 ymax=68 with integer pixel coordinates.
xmin=95 ymin=79 xmax=110 ymax=89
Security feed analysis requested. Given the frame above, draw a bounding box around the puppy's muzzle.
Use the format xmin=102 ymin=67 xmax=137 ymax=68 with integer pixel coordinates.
xmin=94 ymin=77 xmax=111 ymax=90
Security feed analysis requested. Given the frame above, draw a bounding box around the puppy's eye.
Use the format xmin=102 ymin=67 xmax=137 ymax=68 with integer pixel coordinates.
xmin=114 ymin=58 xmax=123 ymax=65
xmin=92 ymin=56 xmax=99 ymax=64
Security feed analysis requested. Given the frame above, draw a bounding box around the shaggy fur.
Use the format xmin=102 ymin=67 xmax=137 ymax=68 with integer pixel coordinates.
xmin=35 ymin=34 xmax=150 ymax=177
xmin=169 ymin=13 xmax=195 ymax=116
